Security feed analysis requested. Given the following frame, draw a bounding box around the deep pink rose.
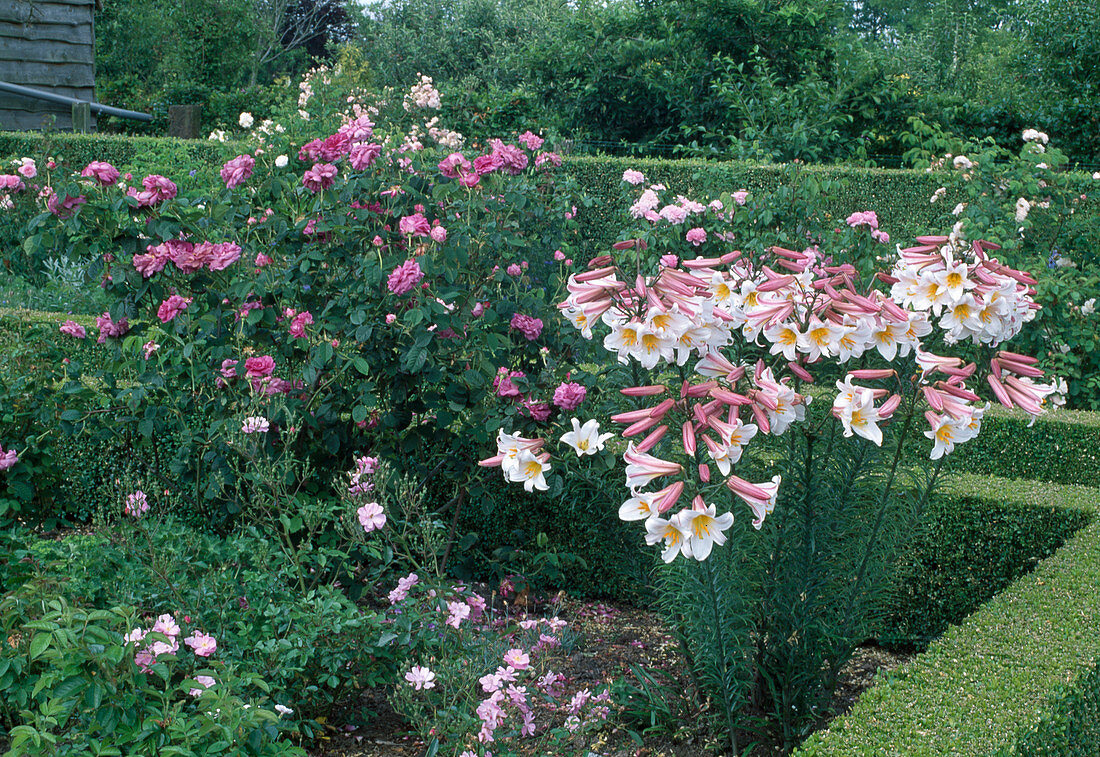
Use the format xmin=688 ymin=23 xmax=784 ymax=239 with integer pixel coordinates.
xmin=473 ymin=153 xmax=503 ymax=175
xmin=302 ymin=163 xmax=338 ymax=193
xmin=59 ymin=320 xmax=87 ymax=339
xmin=320 ymin=132 xmax=352 ymax=162
xmin=81 ymin=161 xmax=120 ymax=186
xmin=220 ymin=154 xmax=255 ymax=189
xmin=493 ymin=143 xmax=528 ymax=175
xmin=493 ymin=368 xmax=525 ymax=398
xmin=95 ymin=312 xmax=129 ymax=343
xmin=298 ymin=139 xmax=324 ymax=162
xmin=157 ymin=294 xmax=190 ymax=323
xmin=517 ymin=131 xmax=544 ymax=150
xmin=289 ymin=311 xmax=313 ymax=338
xmin=47 ymin=192 xmax=86 ymax=218
xmin=207 ymin=242 xmax=242 ymax=271
xmin=244 ymin=356 xmax=275 ymax=378
xmin=438 ymin=152 xmax=471 ymax=179
xmin=387 ymin=259 xmax=424 ymax=295
xmin=553 ymin=382 xmax=587 ymax=411
xmin=510 ymin=313 xmax=543 ymax=341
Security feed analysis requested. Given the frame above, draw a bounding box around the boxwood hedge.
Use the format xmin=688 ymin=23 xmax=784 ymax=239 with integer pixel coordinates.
xmin=797 ymin=474 xmax=1100 ymax=757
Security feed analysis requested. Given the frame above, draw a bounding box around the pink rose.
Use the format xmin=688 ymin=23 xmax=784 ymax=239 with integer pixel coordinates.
xmin=349 ymin=142 xmax=382 ymax=170
xmin=473 ymin=153 xmax=503 ymax=175
xmin=357 ymin=502 xmax=386 ymax=532
xmin=157 ymin=294 xmax=190 ymax=323
xmin=244 ymin=356 xmax=275 ymax=378
xmin=288 ymin=310 xmax=313 ymax=338
xmin=430 ymin=225 xmax=447 ymax=243
xmin=59 ymin=320 xmax=87 ymax=339
xmin=184 ymin=631 xmax=217 ymax=657
xmin=521 ymin=399 xmax=551 ymax=421
xmin=685 ymin=228 xmax=707 ymax=246
xmin=493 ymin=367 xmax=525 ymax=398
xmin=0 ymin=444 xmax=18 ymax=471
xmin=438 ymin=152 xmax=471 ymax=178
xmin=320 ymin=132 xmax=351 ymax=162
xmin=298 ymin=139 xmax=324 ymax=162
xmin=398 ymin=213 xmax=432 ymax=237
xmin=510 ymin=313 xmax=543 ymax=341
xmin=506 ymin=263 xmax=522 ymax=277
xmin=219 ymin=154 xmax=255 ymax=189
xmin=16 ymin=160 xmax=36 ymax=179
xmin=302 ymin=163 xmax=338 ymax=193
xmin=46 ymin=192 xmax=86 ymax=218
xmin=518 ymin=131 xmax=544 ymax=150
xmin=95 ymin=312 xmax=129 ymax=343
xmin=0 ymin=175 xmax=25 ymax=192
xmin=81 ymin=161 xmax=120 ymax=186
xmin=492 ymin=143 xmax=528 ymax=175
xmin=553 ymin=382 xmax=587 ymax=411
xmin=732 ymin=190 xmax=749 ymax=206
xmin=387 ymin=259 xmax=424 ymax=295
xmin=534 ymin=151 xmax=562 ymax=169
xmin=255 ymin=253 xmax=273 ymax=268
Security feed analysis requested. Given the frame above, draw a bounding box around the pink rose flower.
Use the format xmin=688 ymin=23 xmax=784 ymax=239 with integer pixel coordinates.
xmin=0 ymin=175 xmax=25 ymax=192
xmin=298 ymin=139 xmax=324 ymax=162
xmin=493 ymin=368 xmax=525 ymax=398
xmin=473 ymin=153 xmax=503 ymax=175
xmin=289 ymin=310 xmax=313 ymax=338
xmin=521 ymin=399 xmax=551 ymax=421
xmin=302 ymin=163 xmax=338 ymax=193
xmin=184 ymin=631 xmax=218 ymax=657
xmin=208 ymin=242 xmax=241 ymax=271
xmin=503 ymin=649 xmax=530 ymax=670
xmin=16 ymin=160 xmax=36 ymax=179
xmin=405 ymin=665 xmax=436 ymax=690
xmin=157 ymin=295 xmax=190 ymax=323
xmin=399 ymin=213 xmax=432 ymax=237
xmin=188 ymin=675 xmax=216 ymax=697
xmin=244 ymin=355 xmax=275 ymax=378
xmin=349 ymin=142 xmax=382 ymax=170
xmin=219 ymin=154 xmax=255 ymax=189
xmin=505 ymin=263 xmax=522 ymax=277
xmin=430 ymin=225 xmax=447 ymax=243
xmin=59 ymin=320 xmax=87 ymax=339
xmin=553 ymin=382 xmax=587 ymax=411
xmin=492 ymin=143 xmax=529 ymax=175
xmin=320 ymin=132 xmax=351 ymax=162
xmin=518 ymin=131 xmax=544 ymax=150
xmin=387 ymin=259 xmax=424 ymax=295
xmin=219 ymin=359 xmax=238 ymax=379
xmin=686 ymin=227 xmax=707 ymax=246
xmin=357 ymin=501 xmax=386 ymax=532
xmin=47 ymin=192 xmax=86 ymax=218
xmin=95 ymin=312 xmax=129 ymax=343
xmin=732 ymin=190 xmax=749 ymax=206
xmin=81 ymin=161 xmax=120 ymax=186
xmin=622 ymin=169 xmax=645 ymax=185
xmin=510 ymin=313 xmax=543 ymax=341
xmin=0 ymin=444 xmax=18 ymax=471
xmin=535 ymin=151 xmax=562 ymax=168
xmin=254 ymin=253 xmax=273 ymax=268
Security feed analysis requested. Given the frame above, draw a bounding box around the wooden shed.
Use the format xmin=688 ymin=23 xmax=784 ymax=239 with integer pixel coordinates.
xmin=0 ymin=0 xmax=97 ymax=131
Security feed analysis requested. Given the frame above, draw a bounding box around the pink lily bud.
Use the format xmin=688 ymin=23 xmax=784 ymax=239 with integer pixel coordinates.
xmin=588 ymin=254 xmax=613 ymax=268
xmin=711 ymin=388 xmax=750 ymax=406
xmin=922 ymin=386 xmax=945 ymax=411
xmin=750 ymin=403 xmax=771 ymax=434
xmin=937 ymin=382 xmax=980 ymax=402
xmin=698 ymin=463 xmax=711 ymax=483
xmin=756 ymin=276 xmax=795 ymax=292
xmin=612 ymin=240 xmax=637 ymax=250
xmin=879 ymin=394 xmax=902 ymax=418
xmin=654 ymin=481 xmax=685 ymax=514
xmin=788 ymin=362 xmax=814 ymax=382
xmin=611 ymin=408 xmax=656 ymax=424
xmin=876 ymin=272 xmax=900 ymax=285
xmin=623 ymin=416 xmax=661 ymax=437
xmin=682 ymin=257 xmax=722 ymax=269
xmin=692 ymin=495 xmax=707 ymax=512
xmin=478 ymin=454 xmax=505 ymax=468
xmin=621 ymin=385 xmax=668 ymax=397
xmin=771 ymin=246 xmax=803 ymax=260
xmin=636 ymin=424 xmax=669 ymax=454
xmin=648 ymin=399 xmax=675 ymax=419
xmin=997 ymin=350 xmax=1041 ymax=366
xmin=726 ymin=475 xmax=772 ymax=502
xmin=987 ymin=374 xmax=1014 ymax=409
xmin=682 ymin=422 xmax=697 ymax=457
xmin=574 ymin=266 xmax=617 ymax=282
xmin=849 ymin=369 xmax=896 ymax=380
xmin=686 ymin=380 xmax=717 ymax=398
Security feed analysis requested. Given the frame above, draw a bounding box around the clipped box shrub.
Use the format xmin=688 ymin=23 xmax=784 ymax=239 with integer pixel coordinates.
xmin=797 ymin=474 xmax=1100 ymax=757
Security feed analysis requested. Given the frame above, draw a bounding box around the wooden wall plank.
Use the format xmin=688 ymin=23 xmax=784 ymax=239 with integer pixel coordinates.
xmin=0 ymin=110 xmax=76 ymax=131
xmin=0 ymin=1 xmax=94 ymax=27
xmin=0 ymin=37 xmax=93 ymax=65
xmin=0 ymin=61 xmax=95 ymax=88
xmin=0 ymin=19 xmax=93 ymax=44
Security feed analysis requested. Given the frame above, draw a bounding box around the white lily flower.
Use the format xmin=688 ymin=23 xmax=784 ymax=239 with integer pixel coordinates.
xmin=560 ymin=418 xmax=614 ymax=457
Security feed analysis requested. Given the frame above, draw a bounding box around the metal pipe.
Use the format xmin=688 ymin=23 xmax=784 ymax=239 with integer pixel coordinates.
xmin=0 ymin=81 xmax=152 ymax=122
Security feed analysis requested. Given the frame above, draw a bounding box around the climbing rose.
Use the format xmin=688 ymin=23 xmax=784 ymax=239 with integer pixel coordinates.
xmin=157 ymin=295 xmax=189 ymax=323
xmin=220 ymin=154 xmax=255 ymax=189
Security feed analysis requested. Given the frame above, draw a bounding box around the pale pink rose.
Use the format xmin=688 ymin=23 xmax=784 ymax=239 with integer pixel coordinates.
xmin=357 ymin=502 xmax=386 ymax=532
xmin=0 ymin=175 xmax=25 ymax=192
xmin=16 ymin=160 xmax=36 ymax=179
xmin=189 ymin=675 xmax=216 ymax=697
xmin=429 ymin=225 xmax=447 ymax=243
xmin=385 ymin=313 xmax=396 ymax=324
xmin=0 ymin=445 xmax=19 ymax=471
xmin=399 ymin=213 xmax=432 ymax=237
xmin=503 ymin=649 xmax=530 ymax=670
xmin=506 ymin=263 xmax=522 ymax=277
xmin=622 ymin=169 xmax=645 ymax=185
xmin=685 ymin=228 xmax=707 ymax=246
xmin=534 ymin=151 xmax=562 ymax=168
xmin=732 ymin=190 xmax=749 ymax=206
xmin=518 ymin=131 xmax=544 ymax=150
xmin=184 ymin=631 xmax=217 ymax=657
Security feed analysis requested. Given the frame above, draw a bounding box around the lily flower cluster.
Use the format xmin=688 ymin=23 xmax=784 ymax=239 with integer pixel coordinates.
xmin=480 ymin=174 xmax=1061 ymax=564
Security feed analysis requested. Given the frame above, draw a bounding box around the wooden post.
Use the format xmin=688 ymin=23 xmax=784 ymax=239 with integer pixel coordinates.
xmin=71 ymin=101 xmax=91 ymax=133
xmin=168 ymin=105 xmax=202 ymax=139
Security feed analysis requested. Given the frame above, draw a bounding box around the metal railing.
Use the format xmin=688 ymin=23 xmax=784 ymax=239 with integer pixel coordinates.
xmin=0 ymin=80 xmax=151 ymax=123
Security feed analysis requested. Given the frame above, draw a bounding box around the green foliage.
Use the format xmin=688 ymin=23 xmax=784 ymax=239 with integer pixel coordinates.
xmin=4 ymin=519 xmax=394 ymax=722
xmin=796 ymin=474 xmax=1100 ymax=757
xmin=0 ymin=595 xmax=304 ymax=756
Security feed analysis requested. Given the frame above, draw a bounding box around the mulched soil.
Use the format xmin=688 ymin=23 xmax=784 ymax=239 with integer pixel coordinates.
xmin=311 ymin=598 xmax=914 ymax=757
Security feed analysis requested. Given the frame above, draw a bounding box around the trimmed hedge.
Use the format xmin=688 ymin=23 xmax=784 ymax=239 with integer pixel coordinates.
xmin=796 ymin=474 xmax=1100 ymax=757
xmin=0 ymin=131 xmax=243 ymax=196
xmin=946 ymin=406 xmax=1100 ymax=489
